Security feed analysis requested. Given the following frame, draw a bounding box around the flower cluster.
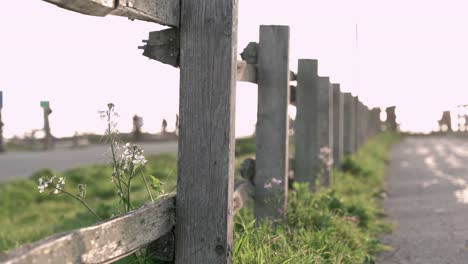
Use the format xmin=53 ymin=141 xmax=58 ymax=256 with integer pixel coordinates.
xmin=121 ymin=143 xmax=148 ymax=170
xmin=264 ymin=177 xmax=282 ymax=189
xmin=38 ymin=176 xmax=66 ymax=195
xmin=318 ymin=146 xmax=334 ymax=169
xmin=99 ymin=103 xmax=120 ymax=136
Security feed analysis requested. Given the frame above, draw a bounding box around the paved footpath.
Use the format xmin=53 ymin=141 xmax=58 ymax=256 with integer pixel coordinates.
xmin=379 ymin=136 xmax=468 ymax=264
xmin=0 ymin=141 xmax=177 ymax=182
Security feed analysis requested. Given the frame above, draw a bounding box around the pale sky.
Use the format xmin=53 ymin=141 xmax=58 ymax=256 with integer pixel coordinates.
xmin=2 ymin=0 xmax=468 ymax=138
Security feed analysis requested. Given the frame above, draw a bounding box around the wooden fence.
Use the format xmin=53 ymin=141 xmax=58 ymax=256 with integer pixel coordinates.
xmin=0 ymin=0 xmax=390 ymax=263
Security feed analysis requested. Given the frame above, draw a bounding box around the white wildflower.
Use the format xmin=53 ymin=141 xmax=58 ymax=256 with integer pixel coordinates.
xmin=271 ymin=177 xmax=282 ymax=186
xmin=121 ymin=143 xmax=147 ymax=170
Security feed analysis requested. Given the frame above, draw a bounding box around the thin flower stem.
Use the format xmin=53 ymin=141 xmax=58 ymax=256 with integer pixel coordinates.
xmin=126 ymin=177 xmax=132 ymax=212
xmin=139 ymin=169 xmax=154 ymax=202
xmin=107 ymin=109 xmax=126 ymax=213
xmin=58 ymin=188 xmax=102 ymax=221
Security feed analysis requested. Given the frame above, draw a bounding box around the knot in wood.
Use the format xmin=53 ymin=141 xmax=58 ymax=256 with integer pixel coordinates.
xmin=215 ymin=245 xmax=225 ymax=255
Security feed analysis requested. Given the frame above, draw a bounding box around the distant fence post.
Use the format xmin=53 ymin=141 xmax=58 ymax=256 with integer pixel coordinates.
xmin=343 ymin=93 xmax=356 ymax=155
xmin=332 ymin=84 xmax=344 ymax=168
xmin=255 ymin=25 xmax=290 ymax=220
xmin=370 ymin=107 xmax=381 ymax=137
xmin=0 ymin=91 xmax=4 ymax=153
xmin=385 ymin=106 xmax=397 ymax=131
xmin=175 ymin=0 xmax=238 ymax=262
xmin=354 ymin=97 xmax=361 ymax=151
xmin=40 ymin=101 xmax=53 ymax=150
xmin=295 ymin=59 xmax=319 ymax=189
xmin=317 ymin=77 xmax=333 ymax=187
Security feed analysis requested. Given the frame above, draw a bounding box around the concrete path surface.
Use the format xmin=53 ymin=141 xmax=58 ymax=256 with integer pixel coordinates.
xmin=379 ymin=136 xmax=468 ymax=264
xmin=0 ymin=141 xmax=177 ymax=182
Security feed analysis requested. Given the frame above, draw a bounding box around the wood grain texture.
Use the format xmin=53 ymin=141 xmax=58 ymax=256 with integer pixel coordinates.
xmin=294 ymin=59 xmax=319 ymax=189
xmin=317 ymin=77 xmax=333 ymax=187
xmin=113 ymin=0 xmax=179 ymax=26
xmin=42 ymin=0 xmax=179 ymax=26
xmin=343 ymin=93 xmax=356 ymax=155
xmin=255 ymin=25 xmax=290 ymax=220
xmin=142 ymin=28 xmax=180 ymax=67
xmin=176 ymin=0 xmax=238 ymax=262
xmin=0 ymin=197 xmax=175 ymax=264
xmin=332 ymin=84 xmax=344 ymax=168
xmin=236 ymin=61 xmax=257 ymax=83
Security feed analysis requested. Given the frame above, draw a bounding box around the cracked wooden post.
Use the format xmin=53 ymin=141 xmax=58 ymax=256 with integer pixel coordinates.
xmin=317 ymin=77 xmax=333 ymax=187
xmin=332 ymin=84 xmax=343 ymax=168
xmin=175 ymin=0 xmax=238 ymax=262
xmin=255 ymin=25 xmax=290 ymax=220
xmin=343 ymin=93 xmax=356 ymax=155
xmin=0 ymin=91 xmax=4 ymax=153
xmin=295 ymin=59 xmax=319 ymax=190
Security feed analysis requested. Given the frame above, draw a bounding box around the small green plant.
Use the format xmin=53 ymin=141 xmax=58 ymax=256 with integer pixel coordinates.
xmin=35 ymin=103 xmax=164 ymax=262
xmin=99 ymin=103 xmax=163 ymax=214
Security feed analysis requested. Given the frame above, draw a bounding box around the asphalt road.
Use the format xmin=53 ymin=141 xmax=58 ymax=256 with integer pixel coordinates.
xmin=0 ymin=141 xmax=178 ymax=182
xmin=379 ymin=137 xmax=468 ymax=264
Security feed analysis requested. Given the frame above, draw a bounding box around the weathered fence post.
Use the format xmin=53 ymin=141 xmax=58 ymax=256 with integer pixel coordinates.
xmin=295 ymin=59 xmax=319 ymax=189
xmin=255 ymin=25 xmax=290 ymax=220
xmin=386 ymin=106 xmax=397 ymax=131
xmin=332 ymin=84 xmax=343 ymax=168
xmin=175 ymin=0 xmax=238 ymax=262
xmin=343 ymin=93 xmax=356 ymax=155
xmin=40 ymin=101 xmax=53 ymax=150
xmin=370 ymin=107 xmax=381 ymax=137
xmin=317 ymin=77 xmax=333 ymax=187
xmin=354 ymin=97 xmax=361 ymax=151
xmin=0 ymin=91 xmax=4 ymax=153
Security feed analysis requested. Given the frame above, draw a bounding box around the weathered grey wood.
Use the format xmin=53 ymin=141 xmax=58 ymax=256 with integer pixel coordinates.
xmin=175 ymin=0 xmax=238 ymax=262
xmin=343 ymin=93 xmax=356 ymax=155
xmin=141 ymin=28 xmax=180 ymax=67
xmin=332 ymin=84 xmax=344 ymax=168
xmin=42 ymin=106 xmax=53 ymax=150
xmin=236 ymin=62 xmax=294 ymax=86
xmin=356 ymin=100 xmax=369 ymax=147
xmin=0 ymin=110 xmax=4 ymax=153
xmin=43 ymin=0 xmax=179 ymax=26
xmin=294 ymin=59 xmax=319 ymax=190
xmin=240 ymin=157 xmax=256 ymax=181
xmin=0 ymin=197 xmax=175 ymax=264
xmin=370 ymin=108 xmax=381 ymax=136
xmin=290 ymin=71 xmax=297 ymax=81
xmin=240 ymin=42 xmax=258 ymax=64
xmin=317 ymin=77 xmax=333 ymax=187
xmin=148 ymin=231 xmax=175 ymax=262
xmin=290 ymin=85 xmax=296 ymax=105
xmin=236 ymin=61 xmax=257 ymax=83
xmin=385 ymin=106 xmax=397 ymax=131
xmin=353 ymin=96 xmax=360 ymax=152
xmin=255 ymin=25 xmax=290 ymax=220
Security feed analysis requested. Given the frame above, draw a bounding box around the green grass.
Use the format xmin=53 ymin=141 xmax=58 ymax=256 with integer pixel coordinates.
xmin=0 ymin=132 xmax=399 ymax=264
xmin=233 ymin=132 xmax=400 ymax=263
xmin=0 ymin=153 xmax=178 ymax=252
